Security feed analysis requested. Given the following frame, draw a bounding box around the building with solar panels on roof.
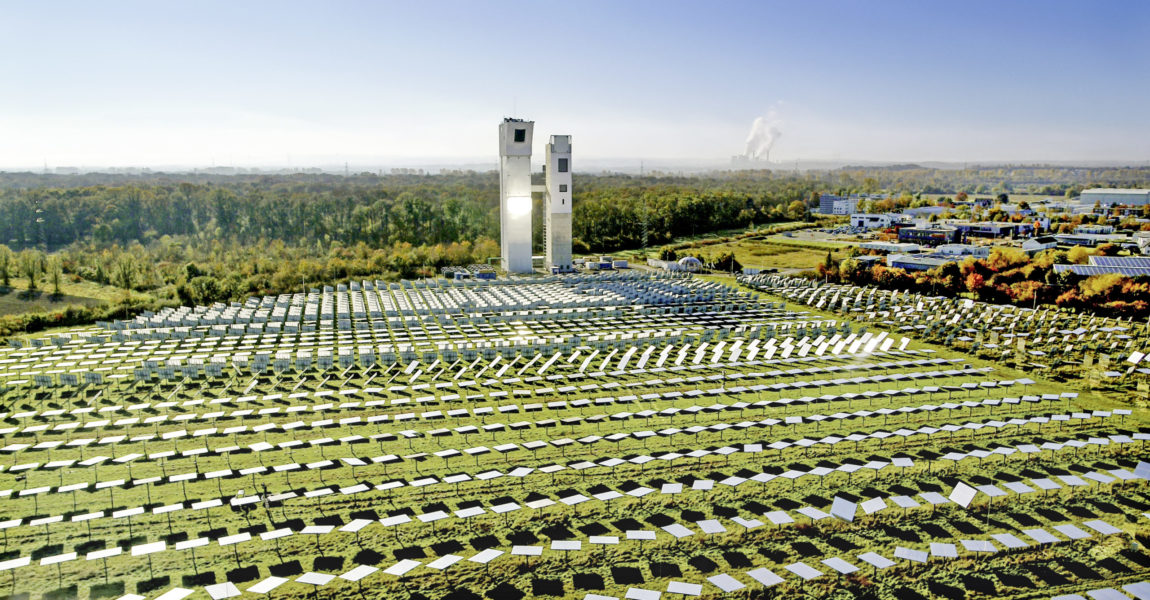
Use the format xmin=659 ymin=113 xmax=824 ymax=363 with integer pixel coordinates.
xmin=1053 ymin=232 xmax=1134 ymax=247
xmin=1053 ymin=255 xmax=1150 ymax=277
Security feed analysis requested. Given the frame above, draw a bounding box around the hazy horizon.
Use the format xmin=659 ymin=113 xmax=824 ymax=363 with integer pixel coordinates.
xmin=10 ymin=157 xmax=1150 ymax=177
xmin=2 ymin=0 xmax=1148 ymax=169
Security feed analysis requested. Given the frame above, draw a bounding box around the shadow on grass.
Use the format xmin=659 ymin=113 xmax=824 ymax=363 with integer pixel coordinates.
xmin=269 ymin=560 xmax=302 ymax=577
xmin=89 ymin=582 xmax=124 ymax=599
xmin=468 ymin=535 xmax=499 ymax=551
xmin=44 ymin=586 xmax=78 ymax=600
xmin=531 ymin=578 xmax=564 ymax=597
xmin=996 ymin=571 xmax=1035 ymax=589
xmin=650 ymin=561 xmax=682 ymax=578
xmin=611 ymin=566 xmax=644 ymax=584
xmin=486 ymin=583 xmax=524 ymax=600
xmin=573 ymin=573 xmax=605 ymax=590
xmin=31 ymin=545 xmax=64 ymax=561
xmin=226 ymin=566 xmax=260 ymax=583
xmin=313 ymin=556 xmax=345 ymax=572
xmin=394 ymin=546 xmax=426 ymax=560
xmin=961 ymin=574 xmax=997 ymax=595
xmin=353 ymin=549 xmax=385 ymax=565
xmin=182 ymin=572 xmax=216 ymax=587
xmin=431 ymin=539 xmax=466 ymax=554
xmin=926 ymin=579 xmax=964 ymax=600
xmin=891 ymin=586 xmax=929 ymax=600
xmin=136 ymin=576 xmax=169 ymax=595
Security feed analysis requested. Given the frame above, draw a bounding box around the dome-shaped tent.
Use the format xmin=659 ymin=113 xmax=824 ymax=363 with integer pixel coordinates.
xmin=677 ymin=256 xmax=703 ymax=272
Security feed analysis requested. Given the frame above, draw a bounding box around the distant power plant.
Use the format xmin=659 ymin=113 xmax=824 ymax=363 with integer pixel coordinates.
xmin=731 ymin=114 xmax=781 ymax=167
xmin=498 ymin=118 xmax=573 ymax=274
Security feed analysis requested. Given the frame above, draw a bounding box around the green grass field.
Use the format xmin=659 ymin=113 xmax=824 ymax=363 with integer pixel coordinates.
xmin=0 ymin=288 xmax=106 ymax=316
xmin=589 ymin=222 xmax=815 ymax=263
xmin=0 ymin=277 xmax=149 ymax=317
xmin=658 ymin=234 xmax=852 ymax=272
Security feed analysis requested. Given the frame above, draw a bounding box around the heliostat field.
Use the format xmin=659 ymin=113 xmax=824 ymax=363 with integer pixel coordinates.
xmin=0 ymin=272 xmax=1147 ymax=600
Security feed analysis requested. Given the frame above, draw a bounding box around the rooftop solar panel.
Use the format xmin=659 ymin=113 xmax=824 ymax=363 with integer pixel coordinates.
xmin=1090 ymin=256 xmax=1150 ymax=268
xmin=1053 ymin=264 xmax=1150 ymax=277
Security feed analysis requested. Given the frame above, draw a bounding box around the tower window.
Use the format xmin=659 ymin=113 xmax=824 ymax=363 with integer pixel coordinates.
xmin=559 ymin=184 xmax=567 ymax=192
xmin=558 ymin=158 xmax=568 ymax=172
xmin=514 ymin=129 xmax=526 ymax=143
xmin=562 ymin=199 xmax=565 ymax=205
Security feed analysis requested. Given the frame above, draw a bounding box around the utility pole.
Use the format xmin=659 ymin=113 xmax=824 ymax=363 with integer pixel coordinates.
xmin=641 ymin=204 xmax=649 ymax=256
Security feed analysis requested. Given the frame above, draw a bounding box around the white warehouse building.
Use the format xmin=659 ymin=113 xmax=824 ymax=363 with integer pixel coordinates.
xmin=1079 ymin=188 xmax=1150 ymax=206
xmin=851 ymin=213 xmax=897 ymax=229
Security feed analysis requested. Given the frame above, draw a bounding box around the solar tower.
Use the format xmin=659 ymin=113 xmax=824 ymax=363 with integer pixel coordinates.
xmin=544 ymin=135 xmax=573 ymax=273
xmin=498 ymin=118 xmax=534 ymax=273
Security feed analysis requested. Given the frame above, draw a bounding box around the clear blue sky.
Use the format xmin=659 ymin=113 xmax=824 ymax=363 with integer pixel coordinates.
xmin=1 ymin=0 xmax=1147 ymax=168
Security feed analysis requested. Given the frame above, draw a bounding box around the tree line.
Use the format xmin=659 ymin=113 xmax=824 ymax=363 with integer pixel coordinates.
xmin=0 ymin=166 xmax=1147 ymax=339
xmin=0 ymin=172 xmax=811 ymax=254
xmin=814 ymin=246 xmax=1150 ymax=318
xmin=5 ymin=165 xmax=1147 ymax=253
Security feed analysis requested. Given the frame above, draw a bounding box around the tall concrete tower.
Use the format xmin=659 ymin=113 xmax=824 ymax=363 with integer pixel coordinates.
xmin=499 ymin=118 xmax=534 ymax=274
xmin=544 ymin=135 xmax=573 ymax=272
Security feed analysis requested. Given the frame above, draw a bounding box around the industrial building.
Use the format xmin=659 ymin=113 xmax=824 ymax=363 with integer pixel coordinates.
xmin=898 ymin=225 xmax=960 ymax=247
xmin=948 ymin=221 xmax=1021 ymax=239
xmin=1053 ymin=255 xmax=1150 ymax=277
xmin=886 ymin=253 xmax=953 ymax=271
xmin=902 ymin=206 xmax=948 ymax=218
xmin=884 ymin=246 xmax=984 ymax=271
xmin=851 ymin=213 xmax=901 ymax=229
xmin=818 ymin=194 xmax=837 ymax=215
xmin=498 ymin=118 xmax=574 ymax=274
xmin=818 ymin=194 xmax=859 ymax=215
xmin=1080 ymin=188 xmax=1150 ymax=206
xmin=859 ymin=241 xmax=921 ymax=254
xmin=853 ymin=255 xmax=884 ymax=268
xmin=933 ymin=244 xmax=990 ymax=258
xmin=1053 ymin=232 xmax=1132 ymax=247
xmin=1022 ymin=236 xmax=1058 ymax=255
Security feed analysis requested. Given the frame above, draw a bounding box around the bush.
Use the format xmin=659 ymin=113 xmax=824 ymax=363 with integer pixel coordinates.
xmin=0 ymin=295 xmax=177 ymax=341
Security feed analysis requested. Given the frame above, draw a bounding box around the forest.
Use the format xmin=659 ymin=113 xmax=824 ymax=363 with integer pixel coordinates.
xmin=0 ymin=169 xmax=822 ymax=302
xmin=0 ymin=165 xmax=1148 ymax=336
xmin=0 ymin=170 xmax=839 ymax=254
xmin=0 ymin=169 xmax=817 ymax=336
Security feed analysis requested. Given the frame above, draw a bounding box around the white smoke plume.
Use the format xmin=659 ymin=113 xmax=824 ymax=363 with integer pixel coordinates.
xmin=744 ymin=111 xmax=782 ymax=161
